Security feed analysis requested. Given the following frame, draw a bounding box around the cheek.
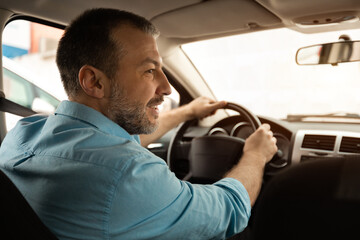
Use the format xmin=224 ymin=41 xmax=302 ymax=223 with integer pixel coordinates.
xmin=120 ymin=73 xmax=157 ymax=104
xmin=133 ymin=86 xmax=156 ymax=105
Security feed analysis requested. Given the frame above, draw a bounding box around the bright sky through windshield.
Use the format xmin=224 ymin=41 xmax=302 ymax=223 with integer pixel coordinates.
xmin=182 ymin=28 xmax=360 ymax=119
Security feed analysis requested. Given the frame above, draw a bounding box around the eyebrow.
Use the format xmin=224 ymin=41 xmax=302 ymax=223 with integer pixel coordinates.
xmin=139 ymin=57 xmax=161 ymax=67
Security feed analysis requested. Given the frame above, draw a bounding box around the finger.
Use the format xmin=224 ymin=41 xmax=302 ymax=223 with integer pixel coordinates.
xmin=209 ymin=100 xmax=227 ymax=110
xmin=204 ymin=96 xmax=216 ymax=104
xmin=198 ymin=96 xmax=214 ymax=104
xmin=202 ymin=101 xmax=227 ymax=117
xmin=268 ymin=130 xmax=273 ymax=138
xmin=260 ymin=123 xmax=271 ymax=131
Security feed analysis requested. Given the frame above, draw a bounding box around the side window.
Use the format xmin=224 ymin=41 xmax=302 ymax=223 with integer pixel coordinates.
xmin=160 ymin=86 xmax=180 ymax=113
xmin=2 ymin=19 xmax=65 ymax=131
xmin=34 ymin=86 xmax=60 ymax=110
xmin=3 ymin=67 xmax=34 ymax=108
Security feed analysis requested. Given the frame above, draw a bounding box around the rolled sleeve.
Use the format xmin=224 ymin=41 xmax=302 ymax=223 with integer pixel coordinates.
xmin=212 ymin=178 xmax=252 ymax=237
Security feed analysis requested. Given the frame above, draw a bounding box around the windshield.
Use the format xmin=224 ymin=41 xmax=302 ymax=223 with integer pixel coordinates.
xmin=182 ymin=28 xmax=360 ymax=120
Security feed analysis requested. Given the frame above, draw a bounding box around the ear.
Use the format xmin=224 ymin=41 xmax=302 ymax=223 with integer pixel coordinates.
xmin=78 ymin=65 xmax=108 ymax=99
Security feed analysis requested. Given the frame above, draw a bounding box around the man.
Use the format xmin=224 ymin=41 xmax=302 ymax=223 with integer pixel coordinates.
xmin=0 ymin=8 xmax=277 ymax=239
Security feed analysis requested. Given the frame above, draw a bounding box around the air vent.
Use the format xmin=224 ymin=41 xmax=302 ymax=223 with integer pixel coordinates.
xmin=301 ymin=134 xmax=336 ymax=151
xmin=340 ymin=137 xmax=360 ymax=153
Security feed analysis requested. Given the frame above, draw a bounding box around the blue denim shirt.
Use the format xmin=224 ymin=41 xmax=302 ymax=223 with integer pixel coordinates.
xmin=0 ymin=101 xmax=251 ymax=240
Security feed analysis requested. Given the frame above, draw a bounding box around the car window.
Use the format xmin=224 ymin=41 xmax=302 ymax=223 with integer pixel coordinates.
xmin=2 ymin=20 xmax=66 ymax=100
xmin=182 ymin=28 xmax=360 ymax=121
xmin=2 ymin=19 xmax=64 ymax=130
xmin=3 ymin=67 xmax=33 ymax=108
xmin=34 ymin=85 xmax=60 ymax=110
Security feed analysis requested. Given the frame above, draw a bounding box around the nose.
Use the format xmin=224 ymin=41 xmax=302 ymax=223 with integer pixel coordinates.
xmin=156 ymin=69 xmax=172 ymax=96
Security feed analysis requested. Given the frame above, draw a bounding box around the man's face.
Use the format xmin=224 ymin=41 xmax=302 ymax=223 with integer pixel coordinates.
xmin=106 ymin=26 xmax=171 ymax=135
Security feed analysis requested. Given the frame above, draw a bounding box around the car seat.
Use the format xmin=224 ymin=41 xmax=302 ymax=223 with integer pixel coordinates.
xmin=0 ymin=169 xmax=58 ymax=239
xmin=251 ymin=156 xmax=360 ymax=239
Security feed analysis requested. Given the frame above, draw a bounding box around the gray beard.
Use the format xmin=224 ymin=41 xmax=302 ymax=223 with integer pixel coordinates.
xmin=107 ymin=83 xmax=160 ymax=135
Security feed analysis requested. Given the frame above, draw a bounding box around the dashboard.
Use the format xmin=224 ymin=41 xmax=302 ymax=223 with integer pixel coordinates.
xmin=176 ymin=114 xmax=360 ymax=181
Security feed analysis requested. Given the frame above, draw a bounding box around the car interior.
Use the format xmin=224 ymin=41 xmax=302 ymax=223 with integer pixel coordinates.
xmin=1 ymin=0 xmax=360 ymax=239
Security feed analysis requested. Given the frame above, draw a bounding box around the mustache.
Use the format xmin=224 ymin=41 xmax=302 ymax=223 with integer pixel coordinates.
xmin=147 ymin=96 xmax=164 ymax=107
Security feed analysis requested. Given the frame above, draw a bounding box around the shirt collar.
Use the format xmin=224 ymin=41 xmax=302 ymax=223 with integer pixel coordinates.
xmin=55 ymin=100 xmax=140 ymax=144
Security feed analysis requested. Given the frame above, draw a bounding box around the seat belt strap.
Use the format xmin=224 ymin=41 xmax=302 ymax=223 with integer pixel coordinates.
xmin=0 ymin=91 xmax=36 ymax=117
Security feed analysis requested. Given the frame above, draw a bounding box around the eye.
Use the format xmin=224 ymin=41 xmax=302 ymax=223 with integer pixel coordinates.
xmin=145 ymin=69 xmax=155 ymax=74
xmin=144 ymin=69 xmax=156 ymax=80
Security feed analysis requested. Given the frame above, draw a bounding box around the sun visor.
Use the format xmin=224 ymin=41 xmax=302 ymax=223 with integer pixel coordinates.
xmin=151 ymin=0 xmax=282 ymax=39
xmin=258 ymin=0 xmax=360 ymax=22
xmin=257 ymin=0 xmax=360 ymax=32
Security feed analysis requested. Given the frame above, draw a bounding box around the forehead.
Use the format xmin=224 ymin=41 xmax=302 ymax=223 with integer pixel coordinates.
xmin=112 ymin=25 xmax=161 ymax=63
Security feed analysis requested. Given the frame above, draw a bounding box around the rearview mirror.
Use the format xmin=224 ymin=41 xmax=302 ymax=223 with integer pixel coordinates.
xmin=296 ymin=40 xmax=360 ymax=65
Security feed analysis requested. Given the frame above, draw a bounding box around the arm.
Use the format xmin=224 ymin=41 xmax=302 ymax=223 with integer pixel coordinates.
xmin=225 ymin=124 xmax=278 ymax=206
xmin=140 ymin=96 xmax=227 ymax=147
xmin=110 ymin=150 xmax=254 ymax=239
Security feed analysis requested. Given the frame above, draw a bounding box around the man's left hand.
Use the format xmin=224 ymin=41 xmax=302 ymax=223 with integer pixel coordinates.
xmin=186 ymin=96 xmax=227 ymax=120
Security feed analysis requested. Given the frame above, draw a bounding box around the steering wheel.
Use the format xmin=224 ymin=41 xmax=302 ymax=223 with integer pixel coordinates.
xmin=167 ymin=102 xmax=262 ymax=183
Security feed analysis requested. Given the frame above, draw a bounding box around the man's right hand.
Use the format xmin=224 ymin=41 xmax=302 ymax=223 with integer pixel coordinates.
xmin=225 ymin=123 xmax=278 ymax=206
xmin=243 ymin=123 xmax=278 ymax=165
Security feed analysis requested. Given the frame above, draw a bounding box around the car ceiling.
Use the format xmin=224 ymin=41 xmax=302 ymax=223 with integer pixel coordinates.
xmin=1 ymin=0 xmax=360 ymax=43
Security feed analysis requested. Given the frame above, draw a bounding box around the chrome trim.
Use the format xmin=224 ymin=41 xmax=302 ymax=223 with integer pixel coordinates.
xmin=208 ymin=127 xmax=228 ymax=136
xmin=230 ymin=122 xmax=250 ymax=137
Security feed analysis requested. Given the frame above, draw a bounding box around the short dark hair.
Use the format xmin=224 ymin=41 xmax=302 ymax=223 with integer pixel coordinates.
xmin=56 ymin=8 xmax=159 ymax=98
